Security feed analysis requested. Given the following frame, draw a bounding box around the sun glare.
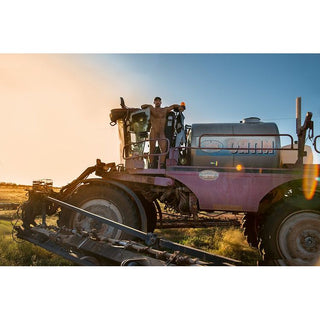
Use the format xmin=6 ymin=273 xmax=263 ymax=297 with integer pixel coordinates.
xmin=303 ymin=164 xmax=319 ymax=200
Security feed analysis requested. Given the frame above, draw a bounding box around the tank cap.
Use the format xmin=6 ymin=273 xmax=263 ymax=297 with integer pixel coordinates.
xmin=240 ymin=117 xmax=261 ymax=123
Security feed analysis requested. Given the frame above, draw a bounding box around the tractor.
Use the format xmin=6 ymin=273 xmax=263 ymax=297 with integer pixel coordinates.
xmin=15 ymin=97 xmax=320 ymax=266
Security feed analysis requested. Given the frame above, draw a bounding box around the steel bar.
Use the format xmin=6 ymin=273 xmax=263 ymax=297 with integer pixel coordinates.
xmin=47 ymin=196 xmax=154 ymax=244
xmin=159 ymin=238 xmax=241 ymax=266
xmin=156 ymin=220 xmax=240 ymax=229
xmin=45 ymin=197 xmax=241 ymax=265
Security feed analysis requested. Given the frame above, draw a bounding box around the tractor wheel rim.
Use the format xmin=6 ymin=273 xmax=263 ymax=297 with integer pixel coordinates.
xmin=278 ymin=210 xmax=320 ymax=265
xmin=73 ymin=199 xmax=123 ymax=239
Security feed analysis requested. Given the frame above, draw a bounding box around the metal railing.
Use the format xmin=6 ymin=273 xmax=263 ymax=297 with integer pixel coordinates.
xmin=123 ymin=138 xmax=170 ymax=160
xmin=198 ymin=133 xmax=296 ymax=152
xmin=122 ymin=132 xmax=307 ymax=168
xmin=314 ymin=135 xmax=320 ymax=153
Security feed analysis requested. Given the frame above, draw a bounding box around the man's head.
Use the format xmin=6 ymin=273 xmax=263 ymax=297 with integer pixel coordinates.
xmin=154 ymin=97 xmax=162 ymax=108
xmin=179 ymin=101 xmax=186 ymax=112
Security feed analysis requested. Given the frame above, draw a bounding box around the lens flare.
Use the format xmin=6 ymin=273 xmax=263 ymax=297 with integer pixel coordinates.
xmin=303 ymin=164 xmax=319 ymax=200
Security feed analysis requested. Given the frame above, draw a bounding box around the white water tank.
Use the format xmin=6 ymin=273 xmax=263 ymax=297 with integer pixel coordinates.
xmin=190 ymin=119 xmax=281 ymax=168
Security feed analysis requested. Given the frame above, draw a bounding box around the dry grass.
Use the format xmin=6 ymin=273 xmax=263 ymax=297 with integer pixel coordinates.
xmin=0 ymin=210 xmax=17 ymax=220
xmin=0 ymin=219 xmax=13 ymax=235
xmin=0 ymin=235 xmax=74 ymax=266
xmin=0 ymin=185 xmax=72 ymax=265
xmin=156 ymin=227 xmax=261 ymax=265
xmin=0 ymin=219 xmax=73 ymax=266
xmin=0 ymin=184 xmax=30 ymax=203
xmin=0 ymin=183 xmax=60 ymax=204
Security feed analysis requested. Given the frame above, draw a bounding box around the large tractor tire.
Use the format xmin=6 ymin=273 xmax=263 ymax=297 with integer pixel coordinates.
xmin=259 ymin=194 xmax=320 ymax=265
xmin=144 ymin=200 xmax=158 ymax=232
xmin=135 ymin=193 xmax=157 ymax=232
xmin=58 ymin=183 xmax=141 ymax=240
xmin=242 ymin=213 xmax=259 ymax=248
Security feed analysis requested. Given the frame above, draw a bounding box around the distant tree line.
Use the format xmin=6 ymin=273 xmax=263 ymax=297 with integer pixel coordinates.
xmin=0 ymin=182 xmax=30 ymax=187
xmin=0 ymin=182 xmax=17 ymax=186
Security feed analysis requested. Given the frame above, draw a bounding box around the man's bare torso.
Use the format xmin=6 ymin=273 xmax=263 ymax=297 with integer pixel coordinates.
xmin=149 ymin=106 xmax=171 ymax=138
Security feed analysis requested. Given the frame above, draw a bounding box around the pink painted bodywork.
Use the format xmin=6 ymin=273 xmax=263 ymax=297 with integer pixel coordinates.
xmin=125 ymin=165 xmax=319 ymax=213
xmin=166 ymin=168 xmax=302 ymax=212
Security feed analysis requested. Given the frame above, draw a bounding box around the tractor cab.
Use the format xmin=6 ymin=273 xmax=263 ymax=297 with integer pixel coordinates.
xmin=110 ymin=107 xmax=152 ymax=168
xmin=110 ymin=106 xmax=189 ymax=169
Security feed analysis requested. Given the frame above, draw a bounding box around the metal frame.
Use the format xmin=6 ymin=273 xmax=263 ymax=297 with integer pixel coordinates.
xmin=314 ymin=135 xmax=320 ymax=153
xmin=123 ymin=138 xmax=170 ymax=160
xmin=39 ymin=196 xmax=241 ymax=265
xmin=198 ymin=133 xmax=296 ymax=152
xmin=122 ymin=133 xmax=300 ymax=169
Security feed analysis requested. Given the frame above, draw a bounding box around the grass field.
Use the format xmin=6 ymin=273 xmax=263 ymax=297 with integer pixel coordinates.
xmin=0 ymin=183 xmax=261 ymax=266
xmin=0 ymin=183 xmax=74 ymax=266
xmin=0 ymin=184 xmax=30 ymax=203
xmin=156 ymin=227 xmax=260 ymax=265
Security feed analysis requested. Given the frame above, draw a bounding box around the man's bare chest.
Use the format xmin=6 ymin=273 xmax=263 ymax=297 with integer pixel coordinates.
xmin=151 ymin=108 xmax=167 ymax=119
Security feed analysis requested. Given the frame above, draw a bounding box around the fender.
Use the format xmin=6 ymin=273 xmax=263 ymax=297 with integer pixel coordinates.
xmin=258 ymin=178 xmax=320 ymax=215
xmin=68 ymin=178 xmax=148 ymax=232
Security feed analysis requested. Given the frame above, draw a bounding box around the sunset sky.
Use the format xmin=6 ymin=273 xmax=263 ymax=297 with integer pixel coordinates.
xmin=1 ymin=54 xmax=319 ymax=186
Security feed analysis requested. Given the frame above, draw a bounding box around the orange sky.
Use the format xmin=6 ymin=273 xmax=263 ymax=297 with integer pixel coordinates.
xmin=0 ymin=54 xmax=140 ymax=186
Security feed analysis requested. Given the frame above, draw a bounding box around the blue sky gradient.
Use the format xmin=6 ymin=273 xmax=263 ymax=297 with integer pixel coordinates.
xmin=81 ymin=53 xmax=320 ymax=162
xmin=85 ymin=53 xmax=320 ymax=119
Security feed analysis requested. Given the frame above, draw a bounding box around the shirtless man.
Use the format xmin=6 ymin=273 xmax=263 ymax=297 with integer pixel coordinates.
xmin=141 ymin=97 xmax=180 ymax=168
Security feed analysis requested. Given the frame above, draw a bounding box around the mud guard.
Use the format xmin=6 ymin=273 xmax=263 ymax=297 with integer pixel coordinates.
xmin=70 ymin=178 xmax=148 ymax=232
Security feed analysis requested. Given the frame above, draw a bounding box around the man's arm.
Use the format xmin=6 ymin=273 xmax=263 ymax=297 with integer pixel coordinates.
xmin=166 ymin=104 xmax=180 ymax=112
xmin=141 ymin=104 xmax=153 ymax=109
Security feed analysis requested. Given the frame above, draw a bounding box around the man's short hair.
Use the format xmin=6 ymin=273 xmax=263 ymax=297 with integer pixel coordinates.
xmin=154 ymin=97 xmax=161 ymax=101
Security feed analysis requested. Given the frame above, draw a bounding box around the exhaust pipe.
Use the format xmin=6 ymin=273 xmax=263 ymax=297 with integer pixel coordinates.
xmin=296 ymin=97 xmax=301 ymax=135
xmin=295 ymin=97 xmax=314 ymax=166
